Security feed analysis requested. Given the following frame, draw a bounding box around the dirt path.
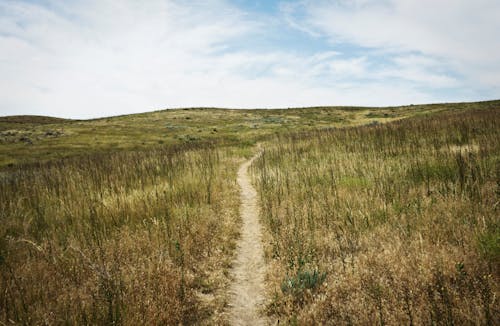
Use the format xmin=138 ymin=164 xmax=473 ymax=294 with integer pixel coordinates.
xmin=228 ymin=152 xmax=268 ymax=325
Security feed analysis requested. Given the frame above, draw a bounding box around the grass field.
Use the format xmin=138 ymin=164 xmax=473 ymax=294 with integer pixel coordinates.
xmin=1 ymin=143 xmax=247 ymax=324
xmin=253 ymin=106 xmax=499 ymax=324
xmin=0 ymin=100 xmax=499 ymax=324
xmin=2 ymin=101 xmax=495 ymax=168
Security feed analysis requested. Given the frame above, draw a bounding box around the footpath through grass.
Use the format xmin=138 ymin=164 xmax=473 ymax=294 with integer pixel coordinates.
xmin=0 ymin=100 xmax=498 ymax=324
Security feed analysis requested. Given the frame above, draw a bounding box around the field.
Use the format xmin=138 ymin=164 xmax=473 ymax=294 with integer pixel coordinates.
xmin=1 ymin=101 xmax=488 ymax=167
xmin=0 ymin=100 xmax=499 ymax=324
xmin=253 ymin=107 xmax=499 ymax=324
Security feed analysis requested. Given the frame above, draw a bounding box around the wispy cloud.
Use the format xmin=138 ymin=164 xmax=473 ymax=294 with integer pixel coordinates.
xmin=0 ymin=0 xmax=498 ymax=118
xmin=289 ymin=0 xmax=500 ymax=90
xmin=0 ymin=0 xmax=261 ymax=117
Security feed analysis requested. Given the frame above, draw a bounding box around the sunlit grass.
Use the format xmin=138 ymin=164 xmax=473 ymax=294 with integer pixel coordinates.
xmin=0 ymin=143 xmax=243 ymax=324
xmin=253 ymin=107 xmax=499 ymax=324
xmin=0 ymin=100 xmax=498 ymax=324
xmin=4 ymin=100 xmax=497 ymax=167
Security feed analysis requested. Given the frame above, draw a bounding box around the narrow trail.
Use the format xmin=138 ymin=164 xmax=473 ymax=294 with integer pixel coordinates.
xmin=228 ymin=152 xmax=268 ymax=326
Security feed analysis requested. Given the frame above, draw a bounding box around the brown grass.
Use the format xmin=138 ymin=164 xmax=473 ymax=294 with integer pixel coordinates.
xmin=253 ymin=107 xmax=499 ymax=324
xmin=1 ymin=101 xmax=499 ymax=324
xmin=0 ymin=143 xmax=243 ymax=324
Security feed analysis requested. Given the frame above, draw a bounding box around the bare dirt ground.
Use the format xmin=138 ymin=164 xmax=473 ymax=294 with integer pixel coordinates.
xmin=227 ymin=153 xmax=269 ymax=325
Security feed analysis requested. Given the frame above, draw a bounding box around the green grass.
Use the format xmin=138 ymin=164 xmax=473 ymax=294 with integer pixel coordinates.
xmin=2 ymin=100 xmax=498 ymax=168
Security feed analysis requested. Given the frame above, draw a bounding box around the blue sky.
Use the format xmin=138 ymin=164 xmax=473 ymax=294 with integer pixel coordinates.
xmin=1 ymin=0 xmax=499 ymax=118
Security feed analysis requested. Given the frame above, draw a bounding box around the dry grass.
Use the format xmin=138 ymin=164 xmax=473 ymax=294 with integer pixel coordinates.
xmin=0 ymin=143 xmax=243 ymax=324
xmin=253 ymin=108 xmax=499 ymax=324
xmin=1 ymin=101 xmax=499 ymax=324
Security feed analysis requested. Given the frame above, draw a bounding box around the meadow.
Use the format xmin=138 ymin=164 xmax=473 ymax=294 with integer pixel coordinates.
xmin=253 ymin=106 xmax=499 ymax=324
xmin=0 ymin=100 xmax=498 ymax=324
xmin=0 ymin=143 xmax=247 ymax=324
xmin=1 ymin=101 xmax=478 ymax=168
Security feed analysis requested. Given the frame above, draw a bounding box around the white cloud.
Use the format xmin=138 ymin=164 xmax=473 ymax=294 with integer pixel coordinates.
xmin=294 ymin=0 xmax=500 ymax=89
xmin=380 ymin=55 xmax=460 ymax=88
xmin=0 ymin=0 xmax=262 ymax=118
xmin=0 ymin=0 xmax=496 ymax=118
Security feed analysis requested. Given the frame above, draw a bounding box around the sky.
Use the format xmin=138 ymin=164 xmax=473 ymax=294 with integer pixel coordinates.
xmin=0 ymin=0 xmax=499 ymax=119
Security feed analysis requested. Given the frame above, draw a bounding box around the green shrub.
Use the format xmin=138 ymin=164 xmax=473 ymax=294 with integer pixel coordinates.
xmin=281 ymin=269 xmax=327 ymax=296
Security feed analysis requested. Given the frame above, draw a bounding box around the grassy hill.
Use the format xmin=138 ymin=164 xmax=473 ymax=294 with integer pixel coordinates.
xmin=253 ymin=106 xmax=499 ymax=324
xmin=2 ymin=100 xmax=498 ymax=167
xmin=0 ymin=100 xmax=498 ymax=324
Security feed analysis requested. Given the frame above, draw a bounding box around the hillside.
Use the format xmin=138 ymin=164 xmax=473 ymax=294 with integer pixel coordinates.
xmin=1 ymin=100 xmax=498 ymax=167
xmin=253 ymin=106 xmax=499 ymax=324
xmin=0 ymin=100 xmax=498 ymax=325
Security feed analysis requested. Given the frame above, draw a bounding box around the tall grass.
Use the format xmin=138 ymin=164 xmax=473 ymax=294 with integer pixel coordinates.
xmin=0 ymin=143 xmax=242 ymax=324
xmin=253 ymin=108 xmax=499 ymax=324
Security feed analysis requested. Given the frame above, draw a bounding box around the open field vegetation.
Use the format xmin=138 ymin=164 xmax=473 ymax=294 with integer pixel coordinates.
xmin=0 ymin=100 xmax=499 ymax=324
xmin=0 ymin=143 xmax=247 ymax=324
xmin=253 ymin=107 xmax=499 ymax=324
xmin=2 ymin=101 xmax=495 ymax=167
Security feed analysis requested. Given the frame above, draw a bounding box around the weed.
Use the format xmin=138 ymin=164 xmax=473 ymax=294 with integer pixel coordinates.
xmin=281 ymin=269 xmax=327 ymax=296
